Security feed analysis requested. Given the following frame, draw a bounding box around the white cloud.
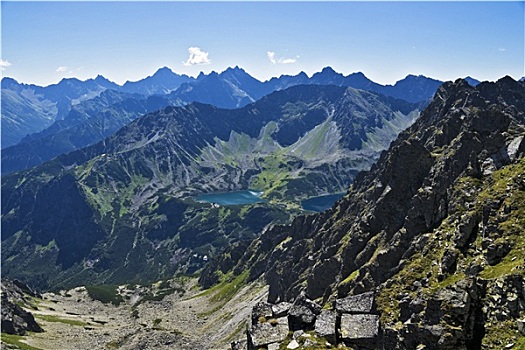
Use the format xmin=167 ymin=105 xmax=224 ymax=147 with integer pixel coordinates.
xmin=56 ymin=66 xmax=68 ymax=72
xmin=498 ymin=48 xmax=506 ymax=52
xmin=279 ymin=57 xmax=297 ymax=64
xmin=183 ymin=47 xmax=211 ymax=66
xmin=267 ymin=51 xmax=298 ymax=64
xmin=1 ymin=59 xmax=12 ymax=71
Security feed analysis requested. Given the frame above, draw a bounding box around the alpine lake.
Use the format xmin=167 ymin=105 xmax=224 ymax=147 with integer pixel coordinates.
xmin=195 ymin=190 xmax=345 ymax=213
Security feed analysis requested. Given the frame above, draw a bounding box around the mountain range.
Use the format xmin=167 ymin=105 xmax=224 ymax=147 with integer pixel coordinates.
xmin=1 ymin=83 xmax=419 ymax=290
xmin=2 ymin=66 xmax=451 ymax=153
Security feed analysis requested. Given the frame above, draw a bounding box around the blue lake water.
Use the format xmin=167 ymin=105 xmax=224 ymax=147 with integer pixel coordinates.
xmin=195 ymin=190 xmax=265 ymax=206
xmin=301 ymin=193 xmax=345 ymax=212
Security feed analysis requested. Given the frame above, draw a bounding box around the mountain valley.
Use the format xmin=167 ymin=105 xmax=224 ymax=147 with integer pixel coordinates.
xmin=1 ymin=83 xmax=418 ymax=291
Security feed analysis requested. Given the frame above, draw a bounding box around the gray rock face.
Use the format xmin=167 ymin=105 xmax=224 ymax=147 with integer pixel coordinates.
xmin=517 ymin=319 xmax=525 ymax=336
xmin=485 ymin=242 xmax=511 ymax=266
xmin=1 ymin=279 xmax=43 ymax=335
xmin=267 ymin=343 xmax=280 ymax=350
xmin=335 ymin=291 xmax=375 ymax=314
xmin=440 ymin=249 xmax=459 ymax=275
xmin=230 ymin=339 xmax=247 ymax=350
xmin=314 ymin=310 xmax=337 ymax=344
xmin=288 ymin=294 xmax=322 ymax=330
xmin=339 ymin=314 xmax=379 ymax=340
xmin=251 ymin=301 xmax=273 ymax=324
xmin=271 ymin=302 xmax=292 ymax=318
xmin=454 ymin=213 xmax=479 ymax=249
xmin=249 ymin=317 xmax=288 ymax=348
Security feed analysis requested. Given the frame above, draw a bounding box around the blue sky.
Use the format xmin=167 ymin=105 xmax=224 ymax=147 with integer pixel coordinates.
xmin=1 ymin=1 xmax=523 ymax=86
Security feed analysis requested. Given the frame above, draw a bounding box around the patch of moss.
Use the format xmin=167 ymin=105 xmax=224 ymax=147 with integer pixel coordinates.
xmin=152 ymin=318 xmax=162 ymax=329
xmin=196 ymin=270 xmax=249 ymax=317
xmin=209 ymin=270 xmax=249 ymax=303
xmin=482 ymin=319 xmax=525 ymax=349
xmin=1 ymin=333 xmax=42 ymax=350
xmin=85 ymin=285 xmax=124 ymax=306
xmin=340 ymin=269 xmax=359 ymax=285
xmin=35 ymin=314 xmax=87 ymax=327
xmin=223 ymin=319 xmax=247 ymax=343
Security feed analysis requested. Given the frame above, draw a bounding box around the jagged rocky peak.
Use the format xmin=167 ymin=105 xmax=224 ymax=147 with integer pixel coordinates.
xmin=205 ymin=77 xmax=525 ymax=349
xmin=311 ymin=66 xmax=345 ymax=83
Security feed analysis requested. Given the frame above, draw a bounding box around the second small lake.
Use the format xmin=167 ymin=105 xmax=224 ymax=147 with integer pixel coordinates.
xmin=195 ymin=190 xmax=265 ymax=206
xmin=301 ymin=192 xmax=346 ymax=212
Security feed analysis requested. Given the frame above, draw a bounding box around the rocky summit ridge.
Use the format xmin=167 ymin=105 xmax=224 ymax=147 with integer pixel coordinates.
xmin=201 ymin=76 xmax=525 ymax=349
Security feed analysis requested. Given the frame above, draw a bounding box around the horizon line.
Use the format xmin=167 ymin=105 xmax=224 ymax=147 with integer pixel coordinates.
xmin=3 ymin=65 xmax=520 ymax=89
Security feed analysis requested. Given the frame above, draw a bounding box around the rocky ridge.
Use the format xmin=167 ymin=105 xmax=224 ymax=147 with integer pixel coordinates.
xmin=201 ymin=76 xmax=525 ymax=348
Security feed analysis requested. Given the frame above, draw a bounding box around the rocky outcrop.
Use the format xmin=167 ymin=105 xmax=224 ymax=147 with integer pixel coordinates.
xmin=340 ymin=314 xmax=379 ymax=345
xmin=335 ymin=291 xmax=375 ymax=314
xmin=238 ymin=292 xmax=380 ymax=349
xmin=314 ymin=310 xmax=337 ymax=344
xmin=213 ymin=76 xmax=525 ymax=348
xmin=1 ymin=279 xmax=43 ymax=335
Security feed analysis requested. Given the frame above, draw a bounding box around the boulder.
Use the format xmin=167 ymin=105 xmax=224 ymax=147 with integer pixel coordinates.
xmin=251 ymin=301 xmax=273 ymax=325
xmin=230 ymin=339 xmax=247 ymax=350
xmin=517 ymin=319 xmax=525 ymax=336
xmin=287 ymin=339 xmax=300 ymax=349
xmin=440 ymin=249 xmax=459 ymax=275
xmin=288 ymin=294 xmax=321 ymax=330
xmin=454 ymin=213 xmax=479 ymax=249
xmin=486 ymin=242 xmax=511 ymax=265
xmin=314 ymin=309 xmax=337 ymax=344
xmin=272 ymin=302 xmax=292 ymax=318
xmin=1 ymin=279 xmax=43 ymax=336
xmin=339 ymin=314 xmax=379 ymax=341
xmin=249 ymin=317 xmax=288 ymax=348
xmin=1 ymin=294 xmax=43 ymax=335
xmin=268 ymin=343 xmax=280 ymax=350
xmin=335 ymin=291 xmax=375 ymax=314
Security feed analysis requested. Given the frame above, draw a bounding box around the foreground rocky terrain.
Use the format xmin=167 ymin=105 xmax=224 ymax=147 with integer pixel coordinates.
xmin=1 ymin=276 xmax=269 ymax=350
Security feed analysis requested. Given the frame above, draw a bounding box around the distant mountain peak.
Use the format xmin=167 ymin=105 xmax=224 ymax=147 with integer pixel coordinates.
xmin=196 ymin=72 xmax=207 ymax=81
xmin=464 ymin=76 xmax=481 ymax=86
xmin=311 ymin=66 xmax=344 ymax=83
xmin=153 ymin=66 xmax=174 ymax=76
xmin=347 ymin=71 xmax=370 ymax=80
xmin=322 ymin=66 xmax=334 ymax=71
xmin=222 ymin=66 xmax=248 ymax=75
xmin=319 ymin=66 xmax=338 ymax=75
xmin=1 ymin=77 xmax=19 ymax=88
xmin=228 ymin=65 xmax=243 ymax=71
xmin=404 ymin=74 xmax=427 ymax=80
xmin=93 ymin=74 xmax=114 ymax=84
xmin=58 ymin=77 xmax=82 ymax=85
